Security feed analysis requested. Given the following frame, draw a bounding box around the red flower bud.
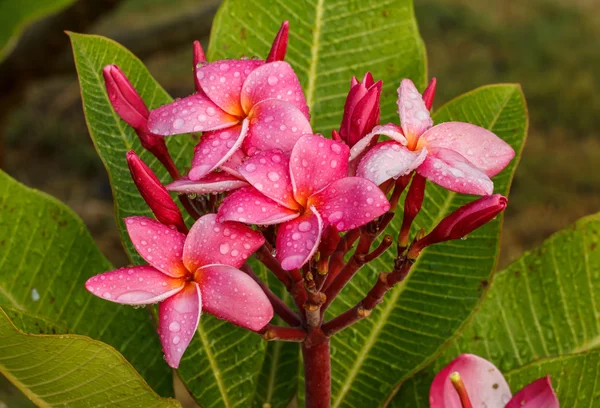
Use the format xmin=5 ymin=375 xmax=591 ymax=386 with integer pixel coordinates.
xmin=193 ymin=40 xmax=207 ymax=92
xmin=127 ymin=150 xmax=187 ymax=233
xmin=267 ymin=21 xmax=289 ymax=62
xmin=409 ymin=194 xmax=507 ymax=257
xmin=103 ymin=65 xmax=149 ymax=130
xmin=339 ymin=72 xmax=382 ymax=147
xmin=398 ymin=174 xmax=427 ymax=248
xmin=422 ymin=77 xmax=437 ymax=111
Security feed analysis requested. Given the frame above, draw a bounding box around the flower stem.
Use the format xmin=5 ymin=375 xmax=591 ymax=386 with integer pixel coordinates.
xmin=303 ymin=332 xmax=331 ymax=408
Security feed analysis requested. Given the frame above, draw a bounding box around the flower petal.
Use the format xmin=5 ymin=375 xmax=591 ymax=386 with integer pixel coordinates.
xmin=309 ymin=177 xmax=390 ymax=231
xmin=429 ymin=354 xmax=512 ymax=408
xmin=125 ymin=216 xmax=186 ymax=277
xmin=290 ymin=135 xmax=349 ymax=206
xmin=85 ymin=266 xmax=184 ymax=305
xmin=418 ymin=122 xmax=515 ymax=177
xmin=147 ymin=93 xmax=238 ymax=135
xmin=349 ymin=123 xmax=407 ymax=160
xmin=240 ymin=61 xmax=309 ymax=118
xmin=505 ymin=377 xmax=559 ymax=408
xmin=167 ymin=173 xmax=248 ymax=194
xmin=417 ymin=148 xmax=494 ymax=196
xmin=196 ymin=264 xmax=273 ymax=331
xmin=158 ymin=283 xmax=201 ymax=368
xmin=397 ymin=78 xmax=433 ymax=142
xmin=183 ymin=213 xmax=265 ymax=271
xmin=243 ymin=99 xmax=312 ymax=156
xmin=357 ymin=141 xmax=428 ymax=185
xmin=220 ymin=149 xmax=246 ymax=178
xmin=239 ymin=149 xmax=299 ymax=210
xmin=218 ymin=187 xmax=300 ymax=225
xmin=189 ymin=119 xmax=249 ymax=180
xmin=276 ymin=207 xmax=323 ymax=270
xmin=196 ymin=59 xmax=264 ymax=117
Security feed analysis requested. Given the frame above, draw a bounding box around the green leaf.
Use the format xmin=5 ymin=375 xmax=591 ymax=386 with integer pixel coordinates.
xmin=0 ymin=307 xmax=181 ymax=408
xmin=69 ymin=33 xmax=266 ymax=407
xmin=207 ymin=0 xmax=428 ymax=132
xmin=0 ymin=169 xmax=172 ymax=395
xmin=0 ymin=0 xmax=74 ymax=62
xmin=326 ymin=84 xmax=528 ymax=407
xmin=391 ymin=212 xmax=600 ymax=406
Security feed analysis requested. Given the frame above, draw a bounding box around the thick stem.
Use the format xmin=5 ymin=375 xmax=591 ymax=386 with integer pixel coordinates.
xmin=303 ymin=335 xmax=331 ymax=408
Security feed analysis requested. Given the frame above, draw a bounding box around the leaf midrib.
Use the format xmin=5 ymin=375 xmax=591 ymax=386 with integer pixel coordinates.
xmin=196 ymin=324 xmax=232 ymax=408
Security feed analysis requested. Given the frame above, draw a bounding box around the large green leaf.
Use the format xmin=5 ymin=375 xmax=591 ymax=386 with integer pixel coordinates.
xmin=207 ymin=0 xmax=428 ymax=131
xmin=0 ymin=0 xmax=74 ymax=62
xmin=69 ymin=33 xmax=266 ymax=407
xmin=391 ymin=212 xmax=600 ymax=406
xmin=325 ymin=84 xmax=527 ymax=407
xmin=0 ymin=308 xmax=180 ymax=408
xmin=0 ymin=169 xmax=172 ymax=396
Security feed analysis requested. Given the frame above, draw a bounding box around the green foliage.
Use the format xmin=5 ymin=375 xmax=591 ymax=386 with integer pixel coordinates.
xmin=0 ymin=308 xmax=181 ymax=408
xmin=391 ymin=212 xmax=600 ymax=405
xmin=0 ymin=0 xmax=74 ymax=62
xmin=0 ymin=169 xmax=172 ymax=395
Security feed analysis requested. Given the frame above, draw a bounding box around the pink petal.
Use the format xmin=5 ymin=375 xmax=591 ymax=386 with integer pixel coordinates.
xmin=356 ymin=141 xmax=428 ymax=185
xmin=397 ymin=78 xmax=433 ymax=142
xmin=196 ymin=59 xmax=264 ymax=117
xmin=220 ymin=149 xmax=246 ymax=178
xmin=429 ymin=354 xmax=512 ymax=408
xmin=183 ymin=213 xmax=265 ymax=271
xmin=243 ymin=99 xmax=312 ymax=156
xmin=239 ymin=149 xmax=299 ymax=210
xmin=309 ymin=177 xmax=390 ymax=231
xmin=196 ymin=264 xmax=273 ymax=331
xmin=418 ymin=122 xmax=515 ymax=177
xmin=167 ymin=173 xmax=248 ymax=194
xmin=417 ymin=148 xmax=494 ymax=196
xmin=505 ymin=377 xmax=559 ymax=408
xmin=147 ymin=94 xmax=238 ymax=135
xmin=125 ymin=216 xmax=186 ymax=277
xmin=189 ymin=119 xmax=249 ymax=180
xmin=158 ymin=283 xmax=202 ymax=368
xmin=290 ymin=135 xmax=349 ymax=206
xmin=348 ymin=82 xmax=382 ymax=146
xmin=240 ymin=61 xmax=309 ymax=118
xmin=218 ymin=187 xmax=300 ymax=225
xmin=349 ymin=123 xmax=407 ymax=161
xmin=85 ymin=266 xmax=184 ymax=305
xmin=276 ymin=207 xmax=323 ymax=270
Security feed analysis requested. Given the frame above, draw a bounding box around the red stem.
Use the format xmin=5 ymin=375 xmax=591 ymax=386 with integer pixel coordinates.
xmin=303 ymin=333 xmax=331 ymax=408
xmin=260 ymin=325 xmax=306 ymax=342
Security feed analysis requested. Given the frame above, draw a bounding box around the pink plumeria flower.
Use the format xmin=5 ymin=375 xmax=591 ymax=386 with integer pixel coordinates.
xmin=147 ymin=58 xmax=311 ymax=182
xmin=351 ymin=79 xmax=515 ymax=196
xmin=85 ymin=214 xmax=273 ymax=368
xmin=217 ymin=134 xmax=390 ymax=270
xmin=430 ymin=354 xmax=559 ymax=408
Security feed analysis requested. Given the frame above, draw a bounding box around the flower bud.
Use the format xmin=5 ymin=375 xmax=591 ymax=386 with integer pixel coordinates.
xmin=422 ymin=77 xmax=437 ymax=111
xmin=409 ymin=194 xmax=507 ymax=258
xmin=398 ymin=174 xmax=426 ymax=248
xmin=193 ymin=40 xmax=207 ymax=92
xmin=339 ymin=73 xmax=382 ymax=147
xmin=127 ymin=150 xmax=187 ymax=233
xmin=267 ymin=21 xmax=289 ymax=62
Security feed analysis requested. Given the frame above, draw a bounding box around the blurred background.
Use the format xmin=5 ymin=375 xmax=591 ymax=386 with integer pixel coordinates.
xmin=0 ymin=0 xmax=598 ymax=406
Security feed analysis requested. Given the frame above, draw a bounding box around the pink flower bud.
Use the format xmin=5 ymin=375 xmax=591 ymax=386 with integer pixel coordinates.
xmin=267 ymin=21 xmax=289 ymax=62
xmin=126 ymin=150 xmax=187 ymax=233
xmin=339 ymin=72 xmax=382 ymax=147
xmin=399 ymin=174 xmax=426 ymax=247
xmin=422 ymin=77 xmax=437 ymax=111
xmin=193 ymin=40 xmax=207 ymax=92
xmin=409 ymin=194 xmax=507 ymax=257
xmin=103 ymin=65 xmax=149 ymax=130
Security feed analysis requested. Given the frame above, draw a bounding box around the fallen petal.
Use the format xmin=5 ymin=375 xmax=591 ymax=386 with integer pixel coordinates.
xmin=196 ymin=264 xmax=273 ymax=331
xmin=357 ymin=141 xmax=427 ymax=185
xmin=183 ymin=213 xmax=264 ymax=271
xmin=125 ymin=216 xmax=186 ymax=277
xmin=158 ymin=283 xmax=202 ymax=368
xmin=505 ymin=377 xmax=559 ymax=408
xmin=218 ymin=187 xmax=300 ymax=225
xmin=397 ymin=78 xmax=433 ymax=143
xmin=429 ymin=354 xmax=512 ymax=408
xmin=147 ymin=93 xmax=238 ymax=136
xmin=309 ymin=177 xmax=390 ymax=231
xmin=276 ymin=207 xmax=323 ymax=270
xmin=418 ymin=122 xmax=515 ymax=177
xmin=167 ymin=173 xmax=248 ymax=195
xmin=85 ymin=266 xmax=184 ymax=305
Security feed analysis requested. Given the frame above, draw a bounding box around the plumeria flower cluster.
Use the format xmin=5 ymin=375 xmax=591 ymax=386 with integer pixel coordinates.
xmin=85 ymin=21 xmax=552 ymax=406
